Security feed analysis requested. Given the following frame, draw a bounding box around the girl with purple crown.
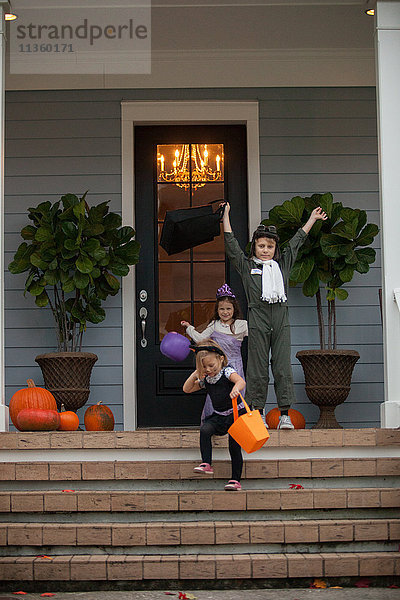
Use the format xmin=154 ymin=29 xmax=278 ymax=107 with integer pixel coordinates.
xmin=181 ymin=283 xmax=248 ymax=422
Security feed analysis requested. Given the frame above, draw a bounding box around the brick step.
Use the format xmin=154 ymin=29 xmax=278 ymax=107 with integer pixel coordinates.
xmin=1 ymin=428 xmax=399 ymax=450
xmin=1 ymin=551 xmax=399 ymax=581
xmin=2 ymin=519 xmax=399 ymax=547
xmin=0 ymin=488 xmax=398 ymax=513
xmin=2 ymin=457 xmax=399 ymax=481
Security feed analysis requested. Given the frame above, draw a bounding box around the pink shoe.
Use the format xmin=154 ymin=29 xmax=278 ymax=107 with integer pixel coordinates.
xmin=194 ymin=462 xmax=213 ymax=474
xmin=224 ymin=479 xmax=242 ymax=491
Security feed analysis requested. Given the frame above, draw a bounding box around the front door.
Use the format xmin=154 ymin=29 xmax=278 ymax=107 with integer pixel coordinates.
xmin=135 ymin=125 xmax=248 ymax=427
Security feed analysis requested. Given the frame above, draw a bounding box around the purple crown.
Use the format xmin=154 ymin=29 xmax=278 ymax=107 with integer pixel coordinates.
xmin=216 ymin=283 xmax=236 ymax=299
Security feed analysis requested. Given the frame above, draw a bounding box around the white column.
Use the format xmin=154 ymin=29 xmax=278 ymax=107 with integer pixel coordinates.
xmin=376 ymin=1 xmax=400 ymax=428
xmin=0 ymin=5 xmax=8 ymax=430
xmin=0 ymin=5 xmax=8 ymax=431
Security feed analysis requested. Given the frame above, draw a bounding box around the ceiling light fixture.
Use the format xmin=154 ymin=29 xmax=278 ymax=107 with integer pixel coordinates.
xmin=365 ymin=8 xmax=375 ymax=16
xmin=4 ymin=13 xmax=18 ymax=21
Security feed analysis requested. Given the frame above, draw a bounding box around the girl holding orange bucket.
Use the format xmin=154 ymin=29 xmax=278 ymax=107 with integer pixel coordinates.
xmin=183 ymin=339 xmax=246 ymax=491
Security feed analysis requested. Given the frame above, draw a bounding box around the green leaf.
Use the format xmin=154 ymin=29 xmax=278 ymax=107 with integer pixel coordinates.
xmin=289 ymin=255 xmax=314 ymax=283
xmin=73 ymin=199 xmax=86 ymax=218
xmin=30 ymin=252 xmax=49 ymax=271
xmin=278 ymin=196 xmax=305 ymax=224
xmin=28 ymin=281 xmax=45 ymax=296
xmin=60 ymin=194 xmax=80 ymax=210
xmin=44 ymin=270 xmax=59 ymax=285
xmin=104 ymin=272 xmax=120 ymax=291
xmin=355 ymin=261 xmax=370 ymax=274
xmin=103 ymin=212 xmax=122 ymax=230
xmin=35 ymin=291 xmax=49 ymax=307
xmin=86 ymin=305 xmax=106 ymax=324
xmin=76 ymin=255 xmax=94 ymax=274
xmin=339 ymin=265 xmax=355 ymax=283
xmin=83 ymin=223 xmax=105 ymax=236
xmin=344 ymin=250 xmax=358 ymax=265
xmin=9 ymin=244 xmax=34 ymax=274
xmin=74 ymin=271 xmax=90 ymax=289
xmin=92 ymin=247 xmax=107 ymax=262
xmin=113 ymin=226 xmax=134 ymax=245
xmin=356 ymin=223 xmax=379 ymax=247
xmin=109 ymin=261 xmax=130 ymax=277
xmin=340 ymin=207 xmax=358 ymax=223
xmin=320 ymin=234 xmax=347 ymax=258
xmin=331 ymin=217 xmax=358 ymax=240
xmin=88 ymin=202 xmax=109 ymax=223
xmin=83 ymin=238 xmax=100 ymax=254
xmin=61 ymin=221 xmax=77 ymax=237
xmin=355 ymin=210 xmax=367 ymax=235
xmin=35 ymin=226 xmax=53 ymax=242
xmin=21 ymin=225 xmax=37 ymax=240
xmin=62 ymin=278 xmax=75 ymax=293
xmin=335 ymin=288 xmax=349 ymax=301
xmin=355 ymin=247 xmax=376 ymax=264
xmin=302 ymin=268 xmax=320 ymax=297
xmin=319 ymin=192 xmax=333 ymax=219
xmin=64 ymin=239 xmax=79 ymax=251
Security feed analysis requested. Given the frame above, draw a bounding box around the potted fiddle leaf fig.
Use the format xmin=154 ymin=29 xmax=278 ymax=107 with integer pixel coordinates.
xmin=262 ymin=192 xmax=379 ymax=428
xmin=9 ymin=192 xmax=140 ymax=411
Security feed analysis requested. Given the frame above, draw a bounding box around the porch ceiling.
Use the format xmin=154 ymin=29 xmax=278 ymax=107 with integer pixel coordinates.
xmin=5 ymin=0 xmax=375 ymax=90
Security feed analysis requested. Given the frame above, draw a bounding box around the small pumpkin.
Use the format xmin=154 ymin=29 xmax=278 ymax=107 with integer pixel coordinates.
xmin=9 ymin=379 xmax=57 ymax=429
xmin=58 ymin=404 xmax=80 ymax=431
xmin=84 ymin=401 xmax=114 ymax=431
xmin=265 ymin=407 xmax=306 ymax=429
xmin=16 ymin=408 xmax=60 ymax=431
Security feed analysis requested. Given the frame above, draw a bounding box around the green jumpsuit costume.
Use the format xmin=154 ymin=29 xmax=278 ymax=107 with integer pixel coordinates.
xmin=224 ymin=228 xmax=308 ymax=412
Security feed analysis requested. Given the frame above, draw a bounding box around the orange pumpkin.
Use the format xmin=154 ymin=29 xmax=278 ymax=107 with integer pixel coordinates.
xmin=58 ymin=404 xmax=80 ymax=431
xmin=84 ymin=401 xmax=114 ymax=431
xmin=9 ymin=379 xmax=57 ymax=429
xmin=16 ymin=408 xmax=60 ymax=431
xmin=265 ymin=408 xmax=306 ymax=429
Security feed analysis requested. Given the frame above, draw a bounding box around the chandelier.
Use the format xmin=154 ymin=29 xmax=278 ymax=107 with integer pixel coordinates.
xmin=158 ymin=144 xmax=222 ymax=190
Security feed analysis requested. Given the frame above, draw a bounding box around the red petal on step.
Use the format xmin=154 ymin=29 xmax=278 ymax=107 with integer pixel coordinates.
xmin=355 ymin=578 xmax=370 ymax=588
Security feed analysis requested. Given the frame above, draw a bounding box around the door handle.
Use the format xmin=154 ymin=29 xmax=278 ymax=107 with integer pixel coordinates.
xmin=139 ymin=307 xmax=148 ymax=348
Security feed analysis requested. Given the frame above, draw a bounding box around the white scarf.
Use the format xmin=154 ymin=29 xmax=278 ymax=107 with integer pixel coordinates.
xmin=253 ymin=258 xmax=287 ymax=303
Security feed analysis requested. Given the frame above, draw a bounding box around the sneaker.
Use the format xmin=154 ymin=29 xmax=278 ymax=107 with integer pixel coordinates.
xmin=224 ymin=479 xmax=242 ymax=491
xmin=277 ymin=414 xmax=294 ymax=430
xmin=252 ymin=408 xmax=268 ymax=428
xmin=193 ymin=462 xmax=213 ymax=474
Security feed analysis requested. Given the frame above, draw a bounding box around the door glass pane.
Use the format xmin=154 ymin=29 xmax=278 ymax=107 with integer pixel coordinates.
xmin=194 ymin=302 xmax=215 ymax=332
xmin=159 ymin=303 xmax=191 ymax=339
xmin=157 ymin=184 xmax=189 ymax=220
xmin=156 ymin=142 xmax=225 ymax=341
xmin=192 ymin=182 xmax=225 ymax=206
xmin=193 ymin=262 xmax=225 ymax=301
xmin=192 ymin=226 xmax=224 ymax=261
xmin=159 ymin=263 xmax=190 ymax=301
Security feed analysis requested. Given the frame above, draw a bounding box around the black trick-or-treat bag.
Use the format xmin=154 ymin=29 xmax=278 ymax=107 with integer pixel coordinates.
xmin=160 ymin=199 xmax=226 ymax=255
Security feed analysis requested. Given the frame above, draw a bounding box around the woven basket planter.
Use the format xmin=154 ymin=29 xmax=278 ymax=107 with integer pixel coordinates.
xmin=296 ymin=349 xmax=360 ymax=429
xmin=35 ymin=352 xmax=98 ymax=412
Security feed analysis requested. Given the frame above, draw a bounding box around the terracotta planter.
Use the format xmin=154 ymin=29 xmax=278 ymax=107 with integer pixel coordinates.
xmin=296 ymin=349 xmax=360 ymax=429
xmin=35 ymin=352 xmax=98 ymax=412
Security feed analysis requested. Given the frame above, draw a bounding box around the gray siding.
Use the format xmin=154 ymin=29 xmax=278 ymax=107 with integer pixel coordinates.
xmin=4 ymin=87 xmax=381 ymax=429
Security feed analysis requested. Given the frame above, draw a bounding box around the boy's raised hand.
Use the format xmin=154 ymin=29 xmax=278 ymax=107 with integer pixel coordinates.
xmin=311 ymin=206 xmax=328 ymax=221
xmin=181 ymin=320 xmax=190 ymax=328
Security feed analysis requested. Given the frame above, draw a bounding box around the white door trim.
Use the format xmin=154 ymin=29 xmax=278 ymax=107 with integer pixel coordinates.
xmin=121 ymin=100 xmax=260 ymax=430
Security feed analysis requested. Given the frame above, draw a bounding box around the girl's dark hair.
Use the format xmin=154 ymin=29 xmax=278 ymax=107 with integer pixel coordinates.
xmin=210 ymin=296 xmax=243 ymax=334
xmin=249 ymin=225 xmax=281 ymax=260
